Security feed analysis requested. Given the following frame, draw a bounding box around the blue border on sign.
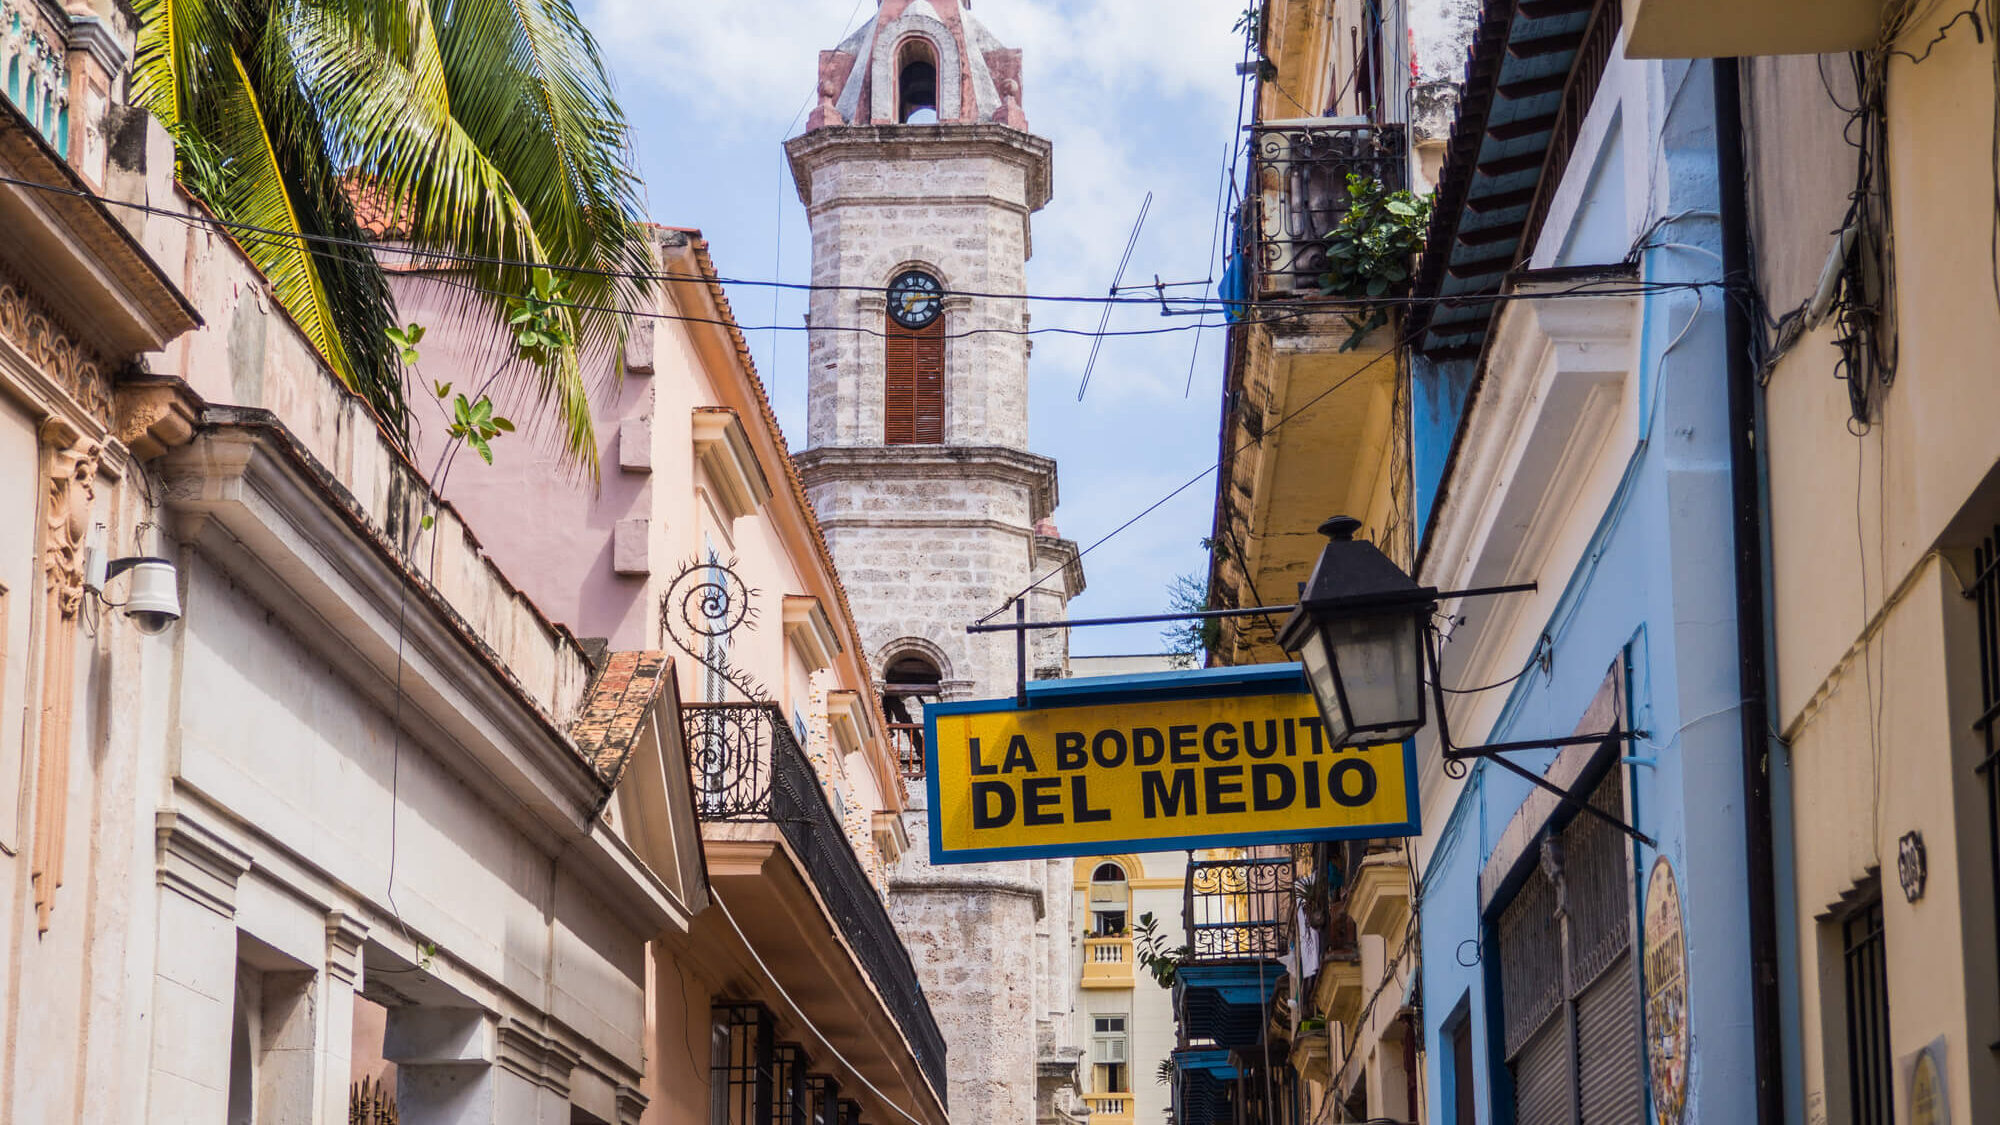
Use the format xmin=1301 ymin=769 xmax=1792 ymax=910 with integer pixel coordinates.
xmin=921 ymin=663 xmax=1423 ymax=863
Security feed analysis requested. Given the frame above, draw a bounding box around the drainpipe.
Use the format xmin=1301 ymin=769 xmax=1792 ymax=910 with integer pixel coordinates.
xmin=1713 ymin=55 xmax=1784 ymax=1125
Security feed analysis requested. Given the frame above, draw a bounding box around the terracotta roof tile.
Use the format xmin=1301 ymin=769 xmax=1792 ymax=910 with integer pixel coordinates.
xmin=570 ymin=651 xmax=674 ymax=781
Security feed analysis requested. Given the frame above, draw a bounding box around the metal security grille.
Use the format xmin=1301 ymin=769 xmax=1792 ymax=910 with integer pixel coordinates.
xmin=1843 ymin=896 xmax=1893 ymax=1125
xmin=712 ymin=1004 xmax=775 ymax=1125
xmin=1496 ymin=767 xmax=1638 ymax=1125
xmin=884 ymin=318 xmax=944 ymax=444
xmin=1970 ymin=529 xmax=2000 ymax=1022
xmin=805 ymin=1075 xmax=841 ymax=1125
xmin=772 ymin=1044 xmax=809 ymax=1125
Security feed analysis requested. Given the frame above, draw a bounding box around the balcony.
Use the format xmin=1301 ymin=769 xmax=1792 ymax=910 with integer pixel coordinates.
xmin=685 ymin=702 xmax=948 ymax=1103
xmin=1623 ymin=0 xmax=1883 ymax=57
xmin=1170 ymin=1049 xmax=1238 ymax=1125
xmin=1183 ymin=857 xmax=1293 ymax=963
xmin=1174 ymin=857 xmax=1291 ymax=1050
xmin=888 ymin=722 xmax=926 ymax=781
xmin=1084 ymin=1093 xmax=1134 ymax=1125
xmin=1080 ymin=937 xmax=1134 ymax=989
xmin=1246 ymin=121 xmax=1407 ymax=298
xmin=2 ymin=1 xmax=70 ymax=156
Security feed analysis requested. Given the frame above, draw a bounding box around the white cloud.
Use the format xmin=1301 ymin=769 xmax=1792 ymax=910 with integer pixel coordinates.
xmin=588 ymin=0 xmax=1250 ymax=652
xmin=590 ymin=0 xmax=1242 ymax=124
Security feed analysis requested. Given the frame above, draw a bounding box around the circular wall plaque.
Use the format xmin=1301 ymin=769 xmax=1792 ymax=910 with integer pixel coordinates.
xmin=1644 ymin=857 xmax=1690 ymax=1125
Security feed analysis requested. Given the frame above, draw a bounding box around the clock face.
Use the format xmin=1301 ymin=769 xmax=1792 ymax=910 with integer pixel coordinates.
xmin=887 ymin=270 xmax=944 ymax=329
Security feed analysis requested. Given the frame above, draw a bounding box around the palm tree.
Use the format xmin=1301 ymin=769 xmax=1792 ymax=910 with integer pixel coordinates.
xmin=132 ymin=0 xmax=649 ymax=473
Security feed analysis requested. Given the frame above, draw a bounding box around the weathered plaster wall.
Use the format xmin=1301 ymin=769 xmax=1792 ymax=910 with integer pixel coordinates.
xmin=1414 ymin=49 xmax=1761 ymax=1124
xmin=1750 ymin=30 xmax=2000 ymax=1121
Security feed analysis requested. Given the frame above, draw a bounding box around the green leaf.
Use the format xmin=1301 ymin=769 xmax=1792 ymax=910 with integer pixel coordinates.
xmin=1386 ymin=199 xmax=1417 ymax=217
xmin=469 ymin=434 xmax=493 ymax=464
xmin=492 ymin=416 xmax=515 ymax=432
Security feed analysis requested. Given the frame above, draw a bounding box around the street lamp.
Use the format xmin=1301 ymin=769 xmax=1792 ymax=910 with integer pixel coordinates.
xmin=1276 ymin=516 xmax=1436 ymax=751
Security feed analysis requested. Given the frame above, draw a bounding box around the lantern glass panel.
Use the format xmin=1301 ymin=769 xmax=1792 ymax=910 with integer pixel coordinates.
xmin=1297 ymin=630 xmax=1352 ymax=749
xmin=1320 ymin=610 xmax=1425 ymax=745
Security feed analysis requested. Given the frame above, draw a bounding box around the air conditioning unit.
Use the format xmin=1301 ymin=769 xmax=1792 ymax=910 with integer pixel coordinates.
xmin=1255 ymin=116 xmax=1376 ymax=295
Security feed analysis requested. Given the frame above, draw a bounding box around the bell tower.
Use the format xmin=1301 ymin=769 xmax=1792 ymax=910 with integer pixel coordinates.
xmin=788 ymin=4 xmax=1085 ymax=1125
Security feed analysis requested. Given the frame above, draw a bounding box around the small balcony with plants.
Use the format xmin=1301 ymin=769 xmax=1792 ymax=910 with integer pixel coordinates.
xmin=1243 ymin=121 xmax=1421 ymax=309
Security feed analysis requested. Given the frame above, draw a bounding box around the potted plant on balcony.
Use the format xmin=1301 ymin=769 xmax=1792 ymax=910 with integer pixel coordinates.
xmin=1316 ymin=173 xmax=1432 ymax=351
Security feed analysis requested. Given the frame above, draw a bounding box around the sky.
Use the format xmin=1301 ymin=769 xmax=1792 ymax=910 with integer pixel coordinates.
xmin=583 ymin=0 xmax=1252 ymax=656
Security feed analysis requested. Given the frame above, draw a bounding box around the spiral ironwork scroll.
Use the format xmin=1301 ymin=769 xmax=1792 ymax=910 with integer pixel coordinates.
xmin=661 ymin=555 xmax=767 ymax=704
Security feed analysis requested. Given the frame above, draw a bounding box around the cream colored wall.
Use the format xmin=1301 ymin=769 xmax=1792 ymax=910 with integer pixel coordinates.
xmin=1749 ymin=33 xmax=2000 ymax=1124
xmin=1070 ymin=852 xmax=1185 ymax=1125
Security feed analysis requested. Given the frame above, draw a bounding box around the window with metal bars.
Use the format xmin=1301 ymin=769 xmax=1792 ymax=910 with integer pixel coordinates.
xmin=839 ymin=1098 xmax=864 ymax=1125
xmin=1971 ymin=529 xmax=2000 ymax=1024
xmin=773 ymin=1044 xmax=810 ymax=1125
xmin=712 ymin=1004 xmax=775 ymax=1125
xmin=884 ymin=318 xmax=945 ymax=444
xmin=1841 ymin=892 xmax=1893 ymax=1125
xmin=805 ymin=1074 xmax=841 ymax=1125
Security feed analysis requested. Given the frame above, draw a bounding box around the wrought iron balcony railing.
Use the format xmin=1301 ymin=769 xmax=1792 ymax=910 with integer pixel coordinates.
xmin=888 ymin=722 xmax=926 ymax=781
xmin=1182 ymin=857 xmax=1294 ymax=963
xmin=683 ymin=702 xmax=948 ymax=1102
xmin=1247 ymin=120 xmax=1408 ymax=297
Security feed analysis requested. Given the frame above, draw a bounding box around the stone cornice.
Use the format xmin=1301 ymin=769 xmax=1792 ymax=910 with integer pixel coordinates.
xmin=156 ymin=809 xmax=252 ymax=918
xmin=785 ymin=123 xmax=1053 ymax=212
xmin=159 ymin=410 xmax=681 ymax=937
xmin=793 ymin=444 xmax=1060 ymax=521
xmin=0 ymin=99 xmax=201 ymax=353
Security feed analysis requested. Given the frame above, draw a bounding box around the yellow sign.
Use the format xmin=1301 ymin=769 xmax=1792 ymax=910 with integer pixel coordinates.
xmin=923 ymin=667 xmax=1418 ymax=862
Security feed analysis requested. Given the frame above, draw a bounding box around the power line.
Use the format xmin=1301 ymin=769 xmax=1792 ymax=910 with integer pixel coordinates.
xmin=978 ymin=317 xmax=1430 ymax=623
xmin=0 ymin=172 xmax=1719 ymax=317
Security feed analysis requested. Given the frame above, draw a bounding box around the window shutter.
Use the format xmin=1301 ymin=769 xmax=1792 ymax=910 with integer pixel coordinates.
xmin=885 ymin=318 xmax=945 ymax=444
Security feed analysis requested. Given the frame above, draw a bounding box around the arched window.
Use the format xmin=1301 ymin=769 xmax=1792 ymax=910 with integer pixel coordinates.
xmin=896 ymin=38 xmax=939 ymax=123
xmin=883 ymin=653 xmax=943 ymax=779
xmin=884 ymin=270 xmax=945 ymax=444
xmin=1089 ymin=862 xmax=1129 ymax=936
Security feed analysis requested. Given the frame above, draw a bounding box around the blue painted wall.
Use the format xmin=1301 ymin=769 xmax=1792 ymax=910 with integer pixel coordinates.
xmin=1414 ymin=59 xmax=1762 ymax=1124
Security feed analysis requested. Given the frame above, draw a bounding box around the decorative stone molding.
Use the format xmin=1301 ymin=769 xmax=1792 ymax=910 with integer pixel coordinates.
xmin=692 ymin=407 xmax=773 ymax=520
xmin=155 ymin=810 xmax=253 ymax=919
xmin=495 ymin=1020 xmax=577 ymax=1097
xmin=784 ymin=595 xmax=840 ymax=673
xmin=0 ymin=275 xmax=110 ymax=422
xmin=326 ymin=911 xmax=371 ymax=986
xmin=867 ymin=11 xmax=962 ymax=124
xmin=114 ymin=373 xmax=202 ymax=461
xmin=30 ymin=419 xmax=99 ymax=931
xmin=616 ymin=1086 xmax=649 ymax=1125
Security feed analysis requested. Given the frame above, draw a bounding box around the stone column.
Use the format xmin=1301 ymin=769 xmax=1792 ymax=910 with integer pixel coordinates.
xmin=148 ymin=811 xmax=252 ymax=1120
xmin=319 ymin=913 xmax=370 ymax=1124
xmin=939 ymin=294 xmax=973 ymax=444
xmin=31 ymin=421 xmax=99 ymax=933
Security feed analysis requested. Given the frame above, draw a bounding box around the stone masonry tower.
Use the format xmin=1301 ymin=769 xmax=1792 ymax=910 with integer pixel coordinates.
xmin=787 ymin=5 xmax=1086 ymax=1125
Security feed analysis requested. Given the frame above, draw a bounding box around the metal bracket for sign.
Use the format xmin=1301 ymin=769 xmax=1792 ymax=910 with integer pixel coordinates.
xmin=968 ymin=579 xmax=1654 ymax=849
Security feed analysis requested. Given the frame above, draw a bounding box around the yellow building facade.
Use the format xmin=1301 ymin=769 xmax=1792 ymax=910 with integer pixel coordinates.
xmin=1630 ymin=2 xmax=2000 ymax=1121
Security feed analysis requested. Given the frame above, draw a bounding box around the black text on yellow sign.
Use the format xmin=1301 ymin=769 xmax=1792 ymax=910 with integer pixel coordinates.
xmin=923 ymin=685 xmax=1419 ymax=862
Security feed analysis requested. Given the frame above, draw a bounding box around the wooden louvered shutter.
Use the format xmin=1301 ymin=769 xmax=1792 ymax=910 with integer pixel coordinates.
xmin=885 ymin=319 xmax=944 ymax=444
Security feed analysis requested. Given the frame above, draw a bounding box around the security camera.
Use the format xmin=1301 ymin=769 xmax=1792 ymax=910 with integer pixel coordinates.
xmin=100 ymin=556 xmax=181 ymax=635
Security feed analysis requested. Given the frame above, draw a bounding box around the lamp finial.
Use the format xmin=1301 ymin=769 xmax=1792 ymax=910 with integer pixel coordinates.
xmin=1318 ymin=515 xmax=1362 ymax=542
